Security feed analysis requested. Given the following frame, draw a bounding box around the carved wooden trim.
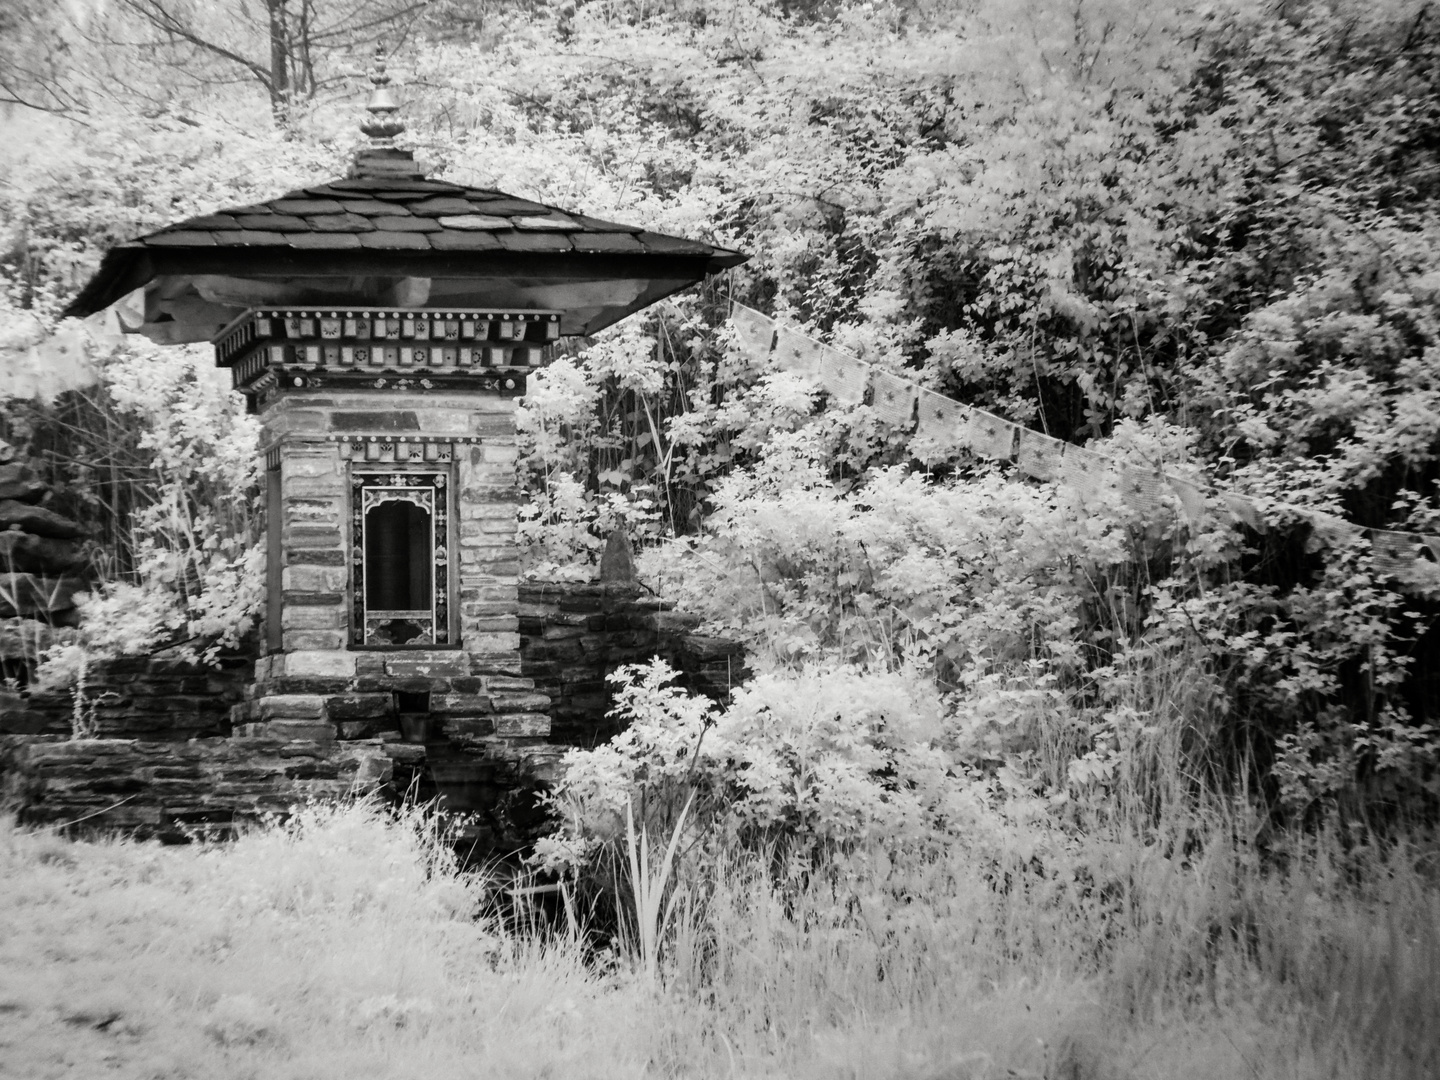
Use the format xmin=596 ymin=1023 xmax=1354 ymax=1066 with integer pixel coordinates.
xmin=350 ymin=468 xmax=452 ymax=648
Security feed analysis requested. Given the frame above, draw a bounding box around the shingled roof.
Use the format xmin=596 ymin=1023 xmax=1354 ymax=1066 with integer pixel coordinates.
xmin=69 ymin=174 xmax=742 ymax=288
xmin=65 ymin=50 xmax=746 ymax=342
xmin=63 ymin=165 xmax=745 ymax=341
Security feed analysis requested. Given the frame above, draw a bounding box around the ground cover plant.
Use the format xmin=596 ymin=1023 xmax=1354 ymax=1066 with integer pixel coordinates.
xmin=3 ymin=0 xmax=1440 ymax=1075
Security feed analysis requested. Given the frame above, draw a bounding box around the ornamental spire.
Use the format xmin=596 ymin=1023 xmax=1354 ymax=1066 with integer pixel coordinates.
xmin=350 ymin=45 xmax=423 ymax=180
xmin=360 ymin=45 xmax=405 ymax=147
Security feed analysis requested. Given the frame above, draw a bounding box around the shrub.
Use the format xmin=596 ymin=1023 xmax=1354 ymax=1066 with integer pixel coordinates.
xmin=535 ymin=659 xmax=966 ymax=875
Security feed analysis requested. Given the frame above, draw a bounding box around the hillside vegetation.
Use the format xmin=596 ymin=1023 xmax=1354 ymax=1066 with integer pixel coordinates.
xmin=2 ymin=1 xmax=1439 ymax=1074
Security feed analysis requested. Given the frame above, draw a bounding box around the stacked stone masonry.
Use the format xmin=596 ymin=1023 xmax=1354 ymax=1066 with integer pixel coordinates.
xmin=0 ymin=454 xmax=91 ymax=685
xmin=0 ymin=582 xmax=745 ymax=852
xmin=518 ymin=582 xmax=747 ymax=748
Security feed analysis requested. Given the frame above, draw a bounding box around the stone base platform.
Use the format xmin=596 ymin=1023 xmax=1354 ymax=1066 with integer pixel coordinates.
xmin=0 ymin=735 xmax=412 ymax=841
xmin=0 ymin=581 xmax=743 ymax=855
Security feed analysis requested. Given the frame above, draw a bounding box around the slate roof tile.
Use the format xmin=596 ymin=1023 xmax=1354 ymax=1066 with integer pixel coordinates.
xmin=339 ymin=200 xmax=395 ymax=215
xmin=409 ymin=197 xmax=479 ymax=215
xmin=429 ymin=231 xmax=503 ymax=251
xmin=479 ymin=199 xmax=552 ymax=215
xmin=236 ymin=214 xmax=308 ymax=232
xmin=357 ymin=231 xmax=432 ymax=249
xmin=372 ymin=216 xmax=441 ymax=232
xmin=186 ymin=214 xmax=240 ymax=229
xmin=571 ymin=232 xmax=646 ymax=253
xmin=380 ymin=180 xmax=457 ymax=192
xmin=144 ymin=231 xmax=216 ymax=246
xmin=496 ymin=232 xmax=572 ymax=252
xmin=307 ymin=213 xmax=375 ymax=232
xmin=272 ymin=198 xmax=346 ymax=214
xmin=288 ymin=233 xmax=361 ymax=249
xmin=637 ymin=231 xmax=714 ymax=255
xmin=438 ymin=214 xmax=512 ymax=230
xmin=514 ymin=214 xmax=578 ymax=230
xmin=570 ymin=213 xmax=644 ymax=233
xmin=210 ymin=230 xmax=289 ymax=246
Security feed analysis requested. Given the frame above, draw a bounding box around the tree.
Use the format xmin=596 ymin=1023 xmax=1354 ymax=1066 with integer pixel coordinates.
xmin=0 ymin=1 xmax=89 ymax=116
xmin=114 ymin=0 xmax=433 ymax=121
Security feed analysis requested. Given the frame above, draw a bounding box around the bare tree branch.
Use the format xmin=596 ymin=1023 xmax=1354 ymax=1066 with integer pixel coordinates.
xmin=117 ymin=0 xmax=277 ymax=93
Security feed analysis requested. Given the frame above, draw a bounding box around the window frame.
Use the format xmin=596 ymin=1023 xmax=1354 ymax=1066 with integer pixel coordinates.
xmin=349 ymin=465 xmax=455 ymax=648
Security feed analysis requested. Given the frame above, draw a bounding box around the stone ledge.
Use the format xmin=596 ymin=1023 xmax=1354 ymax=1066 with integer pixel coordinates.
xmin=494 ymin=712 xmax=550 ymax=737
xmin=3 ymin=735 xmax=400 ymax=839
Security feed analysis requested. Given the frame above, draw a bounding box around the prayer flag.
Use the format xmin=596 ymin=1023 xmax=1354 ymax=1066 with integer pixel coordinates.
xmin=1118 ymin=463 xmax=1169 ymax=518
xmin=962 ymin=411 xmax=1017 ymax=461
xmin=1059 ymin=443 xmax=1113 ymax=502
xmin=773 ymin=326 xmax=824 ymax=377
xmin=1167 ymin=475 xmax=1208 ymax=524
xmin=729 ymin=303 xmax=775 ymax=360
xmin=1016 ymin=429 xmax=1065 ymax=481
xmin=912 ymin=390 xmax=968 ymax=461
xmin=1370 ymin=530 xmax=1421 ymax=577
xmin=916 ymin=389 xmax=963 ymax=438
xmin=1221 ymin=492 xmax=1266 ymax=533
xmin=870 ymin=371 xmax=918 ymax=428
xmin=1306 ymin=511 xmax=1362 ymax=551
xmin=819 ymin=346 xmax=869 ymax=406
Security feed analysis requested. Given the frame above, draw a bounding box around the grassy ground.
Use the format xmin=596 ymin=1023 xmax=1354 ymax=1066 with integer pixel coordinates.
xmin=2 ymin=801 xmax=1435 ymax=1079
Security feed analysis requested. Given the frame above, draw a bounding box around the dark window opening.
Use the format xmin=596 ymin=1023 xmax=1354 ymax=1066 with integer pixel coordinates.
xmin=266 ymin=465 xmax=282 ymax=653
xmin=365 ymin=500 xmax=432 ymax=612
xmin=396 ymin=691 xmax=430 ymax=713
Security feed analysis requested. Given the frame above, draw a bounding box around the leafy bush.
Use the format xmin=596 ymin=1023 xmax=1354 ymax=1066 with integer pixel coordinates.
xmin=11 ymin=340 xmax=264 ymax=678
xmin=536 ymin=659 xmax=962 ymax=874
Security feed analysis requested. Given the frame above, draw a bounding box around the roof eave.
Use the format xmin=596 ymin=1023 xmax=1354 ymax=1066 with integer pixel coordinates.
xmin=64 ymin=244 xmax=749 ymax=321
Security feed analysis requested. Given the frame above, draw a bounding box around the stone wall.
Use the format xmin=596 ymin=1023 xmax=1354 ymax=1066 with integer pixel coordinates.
xmin=0 ymin=735 xmax=412 ymax=841
xmin=519 ymin=581 xmax=747 ymax=748
xmin=0 ymin=653 xmax=252 ymax=740
xmin=0 ymin=450 xmax=90 ymax=687
xmin=0 ymin=580 xmax=746 ymax=849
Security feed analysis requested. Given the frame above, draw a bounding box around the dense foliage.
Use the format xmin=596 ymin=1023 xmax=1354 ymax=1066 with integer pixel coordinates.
xmin=4 ymin=0 xmax=1440 ymax=832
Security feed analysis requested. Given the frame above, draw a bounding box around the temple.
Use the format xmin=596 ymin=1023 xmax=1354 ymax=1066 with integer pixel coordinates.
xmin=27 ymin=51 xmax=747 ymax=846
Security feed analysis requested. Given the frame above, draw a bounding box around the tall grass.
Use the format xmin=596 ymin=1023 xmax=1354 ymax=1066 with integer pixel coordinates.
xmin=4 ymin=793 xmax=1435 ymax=1079
xmin=623 ymin=790 xmax=695 ymax=983
xmin=640 ymin=811 xmax=1440 ymax=1080
xmin=0 ymin=799 xmax=656 ymax=1080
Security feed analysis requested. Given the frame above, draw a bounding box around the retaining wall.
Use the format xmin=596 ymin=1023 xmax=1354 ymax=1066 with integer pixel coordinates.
xmin=0 ymin=581 xmax=746 ymax=848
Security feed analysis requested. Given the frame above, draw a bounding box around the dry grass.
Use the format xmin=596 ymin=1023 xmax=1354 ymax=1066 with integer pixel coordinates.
xmin=2 ymin=799 xmax=1436 ymax=1079
xmin=0 ymin=802 xmax=652 ymax=1080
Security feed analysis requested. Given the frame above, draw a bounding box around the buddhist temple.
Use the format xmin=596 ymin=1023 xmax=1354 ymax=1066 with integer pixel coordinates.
xmin=29 ymin=50 xmax=747 ymax=847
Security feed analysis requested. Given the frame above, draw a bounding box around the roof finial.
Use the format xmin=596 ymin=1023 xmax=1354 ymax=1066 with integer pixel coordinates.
xmin=350 ymin=45 xmax=423 ymax=179
xmin=360 ymin=45 xmax=405 ymax=148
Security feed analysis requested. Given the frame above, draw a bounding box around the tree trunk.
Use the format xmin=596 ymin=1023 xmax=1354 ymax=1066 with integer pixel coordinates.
xmin=266 ymin=0 xmax=291 ymax=122
xmin=298 ymin=0 xmax=316 ymax=97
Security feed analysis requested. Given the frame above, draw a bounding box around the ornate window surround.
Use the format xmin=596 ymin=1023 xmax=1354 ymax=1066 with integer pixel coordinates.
xmin=350 ymin=465 xmax=454 ymax=648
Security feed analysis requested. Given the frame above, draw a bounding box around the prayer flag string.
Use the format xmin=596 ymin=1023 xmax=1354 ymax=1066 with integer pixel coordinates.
xmin=725 ymin=300 xmax=1440 ymax=591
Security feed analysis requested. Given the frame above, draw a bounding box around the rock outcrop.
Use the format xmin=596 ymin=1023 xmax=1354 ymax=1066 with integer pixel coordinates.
xmin=0 ymin=443 xmax=88 ymax=674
